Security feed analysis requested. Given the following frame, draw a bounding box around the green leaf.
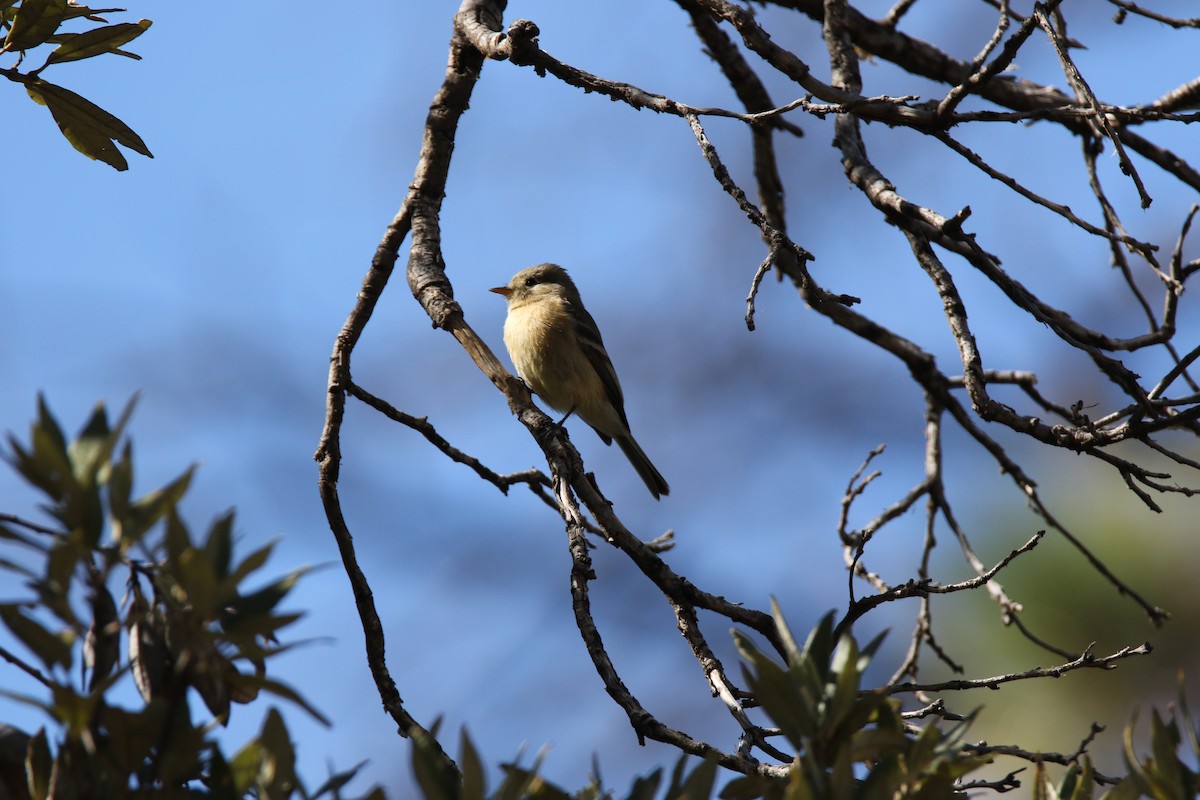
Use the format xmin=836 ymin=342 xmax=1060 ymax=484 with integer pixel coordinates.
xmin=93 ymin=702 xmax=160 ymax=776
xmin=107 ymin=441 xmax=134 ymax=547
xmin=855 ymin=750 xmax=901 ymax=800
xmin=26 ymin=727 xmax=52 ymax=800
xmin=309 ymin=759 xmax=372 ymax=800
xmin=905 ymin=718 xmax=944 ymax=775
xmin=66 ymin=400 xmax=110 ymax=486
xmin=716 ymin=774 xmax=765 ymax=800
xmin=227 ymin=539 xmax=276 ymax=586
xmin=525 ymin=774 xmax=572 ymax=800
xmin=44 ymin=18 xmax=150 ymax=65
xmin=825 ymin=635 xmax=862 ymax=733
xmin=858 ymin=627 xmax=889 ymax=665
xmin=1102 ymin=778 xmax=1143 ymax=800
xmin=154 ymin=701 xmax=203 ymax=785
xmin=59 ymin=3 xmax=126 ymax=23
xmin=204 ymin=510 xmax=235 ymax=582
xmin=799 ymin=611 xmax=836 ymax=679
xmin=49 ymin=683 xmax=99 ymax=736
xmin=156 ymin=705 xmax=207 ymax=782
xmin=0 ymin=604 xmax=73 ymax=671
xmin=663 ymin=754 xmax=691 ymax=799
xmin=733 ymin=630 xmax=814 ymax=748
xmin=83 ymin=583 xmax=120 ymax=691
xmin=771 ymin=598 xmax=803 ymax=669
xmin=1121 ymin=711 xmax=1156 ymax=796
xmin=230 ymin=738 xmax=264 ymax=795
xmin=33 ymin=394 xmax=69 ymax=467
xmin=190 ymin=651 xmax=231 ymax=722
xmin=7 ymin=404 xmax=78 ymax=503
xmin=828 ymin=741 xmax=856 ymax=799
xmin=24 ymin=76 xmax=152 ymax=170
xmin=459 ymin=728 xmax=486 ymax=800
xmin=222 ymin=610 xmax=304 ymax=646
xmin=127 ymin=465 xmax=195 ymax=543
xmin=791 ymin=753 xmax=825 ymax=800
xmin=163 ymin=505 xmax=191 ymax=561
xmin=847 ymin=725 xmax=909 ymax=763
xmin=250 ymin=676 xmax=330 ymax=727
xmin=678 ymin=756 xmax=719 ymax=800
xmin=3 ymin=0 xmax=67 ymax=50
xmin=625 ymin=766 xmax=663 ymax=800
xmin=493 ymin=766 xmax=534 ymax=800
xmin=33 ymin=426 xmax=77 ymax=503
xmin=205 ymin=745 xmax=236 ymax=796
xmin=67 ymin=394 xmax=134 ymax=492
xmin=1057 ymin=757 xmax=1097 ymax=800
xmin=221 ymin=567 xmax=310 ymax=633
xmin=410 ymin=721 xmax=459 ymax=800
xmin=173 ymin=545 xmax=220 ymax=617
xmin=69 ymin=478 xmax=104 ymax=548
xmin=41 ymin=534 xmax=86 ymax=624
xmin=1148 ymin=708 xmax=1187 ymax=793
xmin=257 ymin=707 xmax=298 ymax=797
xmin=222 ymin=658 xmax=264 ymax=706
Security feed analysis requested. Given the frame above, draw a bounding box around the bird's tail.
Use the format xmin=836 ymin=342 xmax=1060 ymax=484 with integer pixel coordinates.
xmin=615 ymin=433 xmax=670 ymax=500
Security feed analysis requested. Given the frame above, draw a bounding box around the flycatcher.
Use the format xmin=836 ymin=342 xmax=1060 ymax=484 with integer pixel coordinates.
xmin=491 ymin=263 xmax=670 ymax=499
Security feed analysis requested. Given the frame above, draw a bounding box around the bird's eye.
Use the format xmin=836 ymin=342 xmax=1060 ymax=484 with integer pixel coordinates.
xmin=524 ymin=277 xmax=539 ymax=287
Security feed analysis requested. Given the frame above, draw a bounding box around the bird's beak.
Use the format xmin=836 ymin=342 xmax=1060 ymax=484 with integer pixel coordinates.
xmin=489 ymin=286 xmax=512 ymax=297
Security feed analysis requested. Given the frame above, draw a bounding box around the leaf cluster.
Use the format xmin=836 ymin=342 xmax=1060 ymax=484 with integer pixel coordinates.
xmin=1032 ymin=684 xmax=1200 ymax=800
xmin=3 ymin=396 xmax=1195 ymax=800
xmin=1118 ymin=691 xmax=1200 ymax=800
xmin=409 ymin=724 xmax=727 ymax=800
xmin=1 ymin=0 xmax=152 ymax=169
xmin=0 ymin=396 xmax=380 ymax=799
xmin=408 ymin=608 xmax=1200 ymax=799
xmin=409 ymin=610 xmax=992 ymax=799
xmin=721 ymin=609 xmax=990 ymax=799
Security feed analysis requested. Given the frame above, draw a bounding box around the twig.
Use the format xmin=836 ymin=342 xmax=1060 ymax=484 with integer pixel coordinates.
xmin=887 ymin=641 xmax=1151 ymax=694
xmin=347 ymin=382 xmax=550 ymax=494
xmin=963 ymin=741 xmax=1122 ymax=785
xmin=1107 ymin=0 xmax=1200 ymax=29
xmin=0 ymin=644 xmax=54 ymax=689
xmin=1034 ymin=4 xmax=1151 ymax=208
xmin=0 ymin=513 xmax=62 ymax=541
xmin=744 ymin=246 xmax=777 ymax=331
xmin=934 ymin=0 xmax=1041 ymax=123
xmin=933 ymin=131 xmax=1156 ymax=256
xmin=313 ymin=4 xmax=511 ymax=775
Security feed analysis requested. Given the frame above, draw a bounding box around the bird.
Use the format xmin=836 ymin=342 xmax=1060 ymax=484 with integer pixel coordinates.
xmin=490 ymin=263 xmax=670 ymax=499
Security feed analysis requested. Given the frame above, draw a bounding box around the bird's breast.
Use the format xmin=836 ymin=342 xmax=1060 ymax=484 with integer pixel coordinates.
xmin=503 ymin=299 xmax=607 ymax=423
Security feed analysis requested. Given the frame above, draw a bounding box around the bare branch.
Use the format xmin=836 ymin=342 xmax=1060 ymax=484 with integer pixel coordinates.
xmin=888 ymin=641 xmax=1152 ymax=694
xmin=318 ymin=0 xmax=1200 ymax=782
xmin=347 ymin=382 xmax=550 ymax=494
xmin=1108 ymin=0 xmax=1200 ymax=29
xmin=1033 ymin=6 xmax=1151 ymax=207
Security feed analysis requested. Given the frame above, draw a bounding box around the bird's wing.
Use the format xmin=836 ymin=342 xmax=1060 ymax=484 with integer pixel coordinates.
xmin=572 ymin=302 xmax=631 ymax=430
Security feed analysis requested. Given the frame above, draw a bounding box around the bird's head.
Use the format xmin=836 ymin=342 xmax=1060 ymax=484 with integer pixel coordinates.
xmin=490 ymin=263 xmax=578 ymax=306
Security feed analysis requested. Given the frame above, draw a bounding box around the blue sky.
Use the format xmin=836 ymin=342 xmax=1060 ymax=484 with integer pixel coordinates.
xmin=4 ymin=1 xmax=1199 ymax=795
